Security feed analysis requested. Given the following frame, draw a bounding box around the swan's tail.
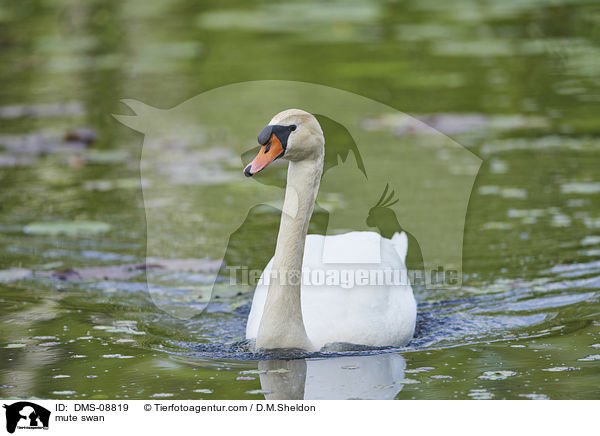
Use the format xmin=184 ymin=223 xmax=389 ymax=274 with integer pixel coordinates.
xmin=391 ymin=231 xmax=408 ymax=264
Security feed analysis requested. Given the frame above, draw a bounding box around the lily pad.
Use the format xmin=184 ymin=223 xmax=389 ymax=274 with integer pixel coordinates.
xmin=542 ymin=367 xmax=579 ymax=372
xmin=0 ymin=268 xmax=31 ymax=282
xmin=84 ymin=150 xmax=129 ymax=164
xmin=105 ymin=327 xmax=145 ymax=335
xmin=395 ymin=379 xmax=420 ymax=384
xmin=42 ymin=259 xmax=222 ymax=282
xmin=578 ymin=354 xmax=600 ymax=361
xmin=561 ymin=182 xmax=600 ymax=194
xmin=193 ymin=389 xmax=213 ymax=394
xmin=44 ymin=264 xmax=146 ymax=281
xmin=102 ymin=354 xmax=134 ymax=359
xmin=24 ymin=221 xmax=110 ymax=236
xmin=239 ymin=369 xmax=266 ymax=375
xmin=4 ymin=343 xmax=27 ymax=349
xmin=0 ymin=154 xmax=36 ymax=168
xmin=478 ymin=370 xmax=516 ymax=380
xmin=519 ymin=393 xmax=550 ymax=400
xmin=468 ymin=389 xmax=494 ymax=399
xmin=0 ymin=102 xmax=84 ymax=119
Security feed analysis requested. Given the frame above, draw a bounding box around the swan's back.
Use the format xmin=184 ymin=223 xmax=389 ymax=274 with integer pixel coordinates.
xmin=246 ymin=231 xmax=416 ymax=349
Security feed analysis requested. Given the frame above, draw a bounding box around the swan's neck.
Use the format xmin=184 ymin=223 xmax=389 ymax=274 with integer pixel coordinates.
xmin=256 ymin=154 xmax=323 ymax=351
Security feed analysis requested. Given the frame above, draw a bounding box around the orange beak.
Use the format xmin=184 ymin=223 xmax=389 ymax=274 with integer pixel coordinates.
xmin=244 ymin=133 xmax=285 ymax=177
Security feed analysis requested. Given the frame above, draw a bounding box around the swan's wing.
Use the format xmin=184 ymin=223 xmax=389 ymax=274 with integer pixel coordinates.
xmin=391 ymin=231 xmax=408 ymax=264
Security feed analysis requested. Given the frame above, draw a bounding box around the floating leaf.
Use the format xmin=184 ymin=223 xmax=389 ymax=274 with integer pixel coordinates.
xmin=24 ymin=221 xmax=110 ymax=236
xmin=0 ymin=268 xmax=31 ymax=282
xmin=468 ymin=389 xmax=494 ymax=399
xmin=581 ymin=237 xmax=600 ymax=246
xmin=362 ymin=113 xmax=548 ymax=136
xmin=41 ymin=259 xmax=220 ymax=282
xmin=483 ymin=222 xmax=514 ymax=230
xmin=5 ymin=343 xmax=27 ymax=349
xmin=478 ymin=370 xmax=516 ymax=380
xmin=104 ymin=327 xmax=145 ymax=335
xmin=519 ymin=393 xmax=549 ymax=400
xmin=395 ymin=379 xmax=420 ymax=384
xmin=0 ymin=102 xmax=84 ymax=119
xmin=561 ymin=182 xmax=600 ymax=194
xmin=405 ymin=367 xmax=435 ymax=374
xmin=0 ymin=154 xmax=36 ymax=168
xmin=84 ymin=150 xmax=129 ymax=164
xmin=239 ymin=369 xmax=266 ymax=375
xmin=578 ymin=354 xmax=600 ymax=361
xmin=193 ymin=389 xmax=213 ymax=394
xmin=542 ymin=367 xmax=579 ymax=372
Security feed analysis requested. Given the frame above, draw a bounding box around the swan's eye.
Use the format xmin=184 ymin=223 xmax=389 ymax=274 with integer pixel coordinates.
xmin=289 ymin=125 xmax=296 ymax=131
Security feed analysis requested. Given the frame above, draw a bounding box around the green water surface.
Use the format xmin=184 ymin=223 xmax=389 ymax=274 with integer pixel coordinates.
xmin=1 ymin=0 xmax=599 ymax=399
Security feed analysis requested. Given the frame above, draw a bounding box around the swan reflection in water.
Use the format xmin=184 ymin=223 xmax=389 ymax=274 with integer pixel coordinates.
xmin=257 ymin=353 xmax=407 ymax=400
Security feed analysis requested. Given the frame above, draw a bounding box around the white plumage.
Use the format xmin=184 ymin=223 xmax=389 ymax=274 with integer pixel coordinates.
xmin=246 ymin=231 xmax=416 ymax=349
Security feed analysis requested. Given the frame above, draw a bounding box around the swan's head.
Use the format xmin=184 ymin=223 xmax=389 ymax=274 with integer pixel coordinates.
xmin=244 ymin=109 xmax=324 ymax=177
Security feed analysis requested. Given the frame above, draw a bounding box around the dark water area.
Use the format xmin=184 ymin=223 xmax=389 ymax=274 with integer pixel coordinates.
xmin=1 ymin=0 xmax=600 ymax=399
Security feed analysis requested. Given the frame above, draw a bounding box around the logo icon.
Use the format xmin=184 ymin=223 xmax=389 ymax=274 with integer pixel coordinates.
xmin=3 ymin=402 xmax=50 ymax=434
xmin=114 ymin=80 xmax=481 ymax=319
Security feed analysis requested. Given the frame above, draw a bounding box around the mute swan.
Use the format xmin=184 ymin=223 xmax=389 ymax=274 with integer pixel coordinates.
xmin=243 ymin=109 xmax=416 ymax=351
